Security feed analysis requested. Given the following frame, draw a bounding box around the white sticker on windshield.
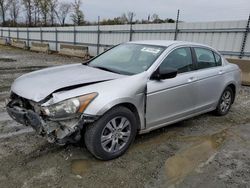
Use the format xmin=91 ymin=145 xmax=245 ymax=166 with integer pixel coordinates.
xmin=141 ymin=47 xmax=161 ymax=54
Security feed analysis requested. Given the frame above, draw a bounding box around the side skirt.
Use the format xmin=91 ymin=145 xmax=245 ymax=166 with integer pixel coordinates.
xmin=139 ymin=107 xmax=215 ymax=134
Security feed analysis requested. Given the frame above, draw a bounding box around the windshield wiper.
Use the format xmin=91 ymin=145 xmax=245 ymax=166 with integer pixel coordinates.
xmin=93 ymin=66 xmax=120 ymax=74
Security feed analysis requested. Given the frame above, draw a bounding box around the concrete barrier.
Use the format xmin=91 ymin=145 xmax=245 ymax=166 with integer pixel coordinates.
xmin=59 ymin=44 xmax=89 ymax=59
xmin=30 ymin=42 xmax=50 ymax=53
xmin=11 ymin=39 xmax=26 ymax=49
xmin=227 ymin=58 xmax=250 ymax=86
xmin=0 ymin=37 xmax=6 ymax=45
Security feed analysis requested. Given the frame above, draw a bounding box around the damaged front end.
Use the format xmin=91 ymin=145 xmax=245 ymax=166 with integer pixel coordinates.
xmin=6 ymin=92 xmax=98 ymax=145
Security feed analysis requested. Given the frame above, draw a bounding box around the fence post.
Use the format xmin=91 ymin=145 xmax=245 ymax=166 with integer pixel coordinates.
xmin=55 ymin=27 xmax=58 ymax=51
xmin=174 ymin=9 xmax=180 ymax=40
xmin=1 ymin=28 xmax=3 ymax=37
xmin=73 ymin=25 xmax=76 ymax=45
xmin=40 ymin=27 xmax=43 ymax=43
xmin=129 ymin=13 xmax=134 ymax=41
xmin=17 ymin=28 xmax=19 ymax=39
xmin=8 ymin=28 xmax=10 ymax=42
xmin=239 ymin=14 xmax=250 ymax=59
xmin=97 ymin=16 xmax=101 ymax=55
xmin=27 ymin=28 xmax=30 ymax=48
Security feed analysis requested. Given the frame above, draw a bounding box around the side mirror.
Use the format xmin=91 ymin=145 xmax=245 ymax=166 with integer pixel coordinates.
xmin=151 ymin=67 xmax=178 ymax=80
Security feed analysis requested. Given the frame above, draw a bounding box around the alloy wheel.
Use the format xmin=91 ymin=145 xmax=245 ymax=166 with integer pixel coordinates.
xmin=220 ymin=90 xmax=232 ymax=113
xmin=101 ymin=116 xmax=131 ymax=153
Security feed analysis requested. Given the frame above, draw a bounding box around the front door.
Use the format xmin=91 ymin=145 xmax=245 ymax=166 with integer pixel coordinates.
xmin=146 ymin=47 xmax=197 ymax=129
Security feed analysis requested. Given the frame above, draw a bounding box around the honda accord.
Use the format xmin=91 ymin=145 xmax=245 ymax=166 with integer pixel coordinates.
xmin=6 ymin=40 xmax=241 ymax=160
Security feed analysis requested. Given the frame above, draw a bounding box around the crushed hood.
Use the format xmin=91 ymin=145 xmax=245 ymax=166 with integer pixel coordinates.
xmin=11 ymin=63 xmax=124 ymax=102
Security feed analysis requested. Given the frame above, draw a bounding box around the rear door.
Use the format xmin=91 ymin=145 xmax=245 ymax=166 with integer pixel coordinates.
xmin=192 ymin=47 xmax=225 ymax=111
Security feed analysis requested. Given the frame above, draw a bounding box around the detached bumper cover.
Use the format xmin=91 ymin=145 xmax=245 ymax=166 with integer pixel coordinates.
xmin=6 ymin=106 xmax=27 ymax=125
xmin=6 ymin=106 xmax=44 ymax=134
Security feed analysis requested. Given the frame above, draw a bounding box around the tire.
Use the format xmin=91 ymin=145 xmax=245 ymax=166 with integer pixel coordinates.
xmin=84 ymin=106 xmax=137 ymax=160
xmin=214 ymin=86 xmax=234 ymax=116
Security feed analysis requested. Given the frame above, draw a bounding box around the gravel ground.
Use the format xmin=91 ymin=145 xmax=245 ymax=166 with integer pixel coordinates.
xmin=0 ymin=45 xmax=250 ymax=188
xmin=0 ymin=45 xmax=83 ymax=109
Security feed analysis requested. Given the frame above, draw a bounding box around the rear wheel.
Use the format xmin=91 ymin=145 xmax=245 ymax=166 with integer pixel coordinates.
xmin=214 ymin=87 xmax=233 ymax=116
xmin=84 ymin=106 xmax=137 ymax=160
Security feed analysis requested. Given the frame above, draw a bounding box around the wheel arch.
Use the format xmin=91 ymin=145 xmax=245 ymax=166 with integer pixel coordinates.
xmin=112 ymin=102 xmax=141 ymax=131
xmin=225 ymin=83 xmax=236 ymax=103
xmin=95 ymin=102 xmax=142 ymax=131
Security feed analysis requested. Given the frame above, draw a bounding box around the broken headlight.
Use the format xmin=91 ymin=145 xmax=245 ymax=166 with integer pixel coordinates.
xmin=42 ymin=93 xmax=98 ymax=118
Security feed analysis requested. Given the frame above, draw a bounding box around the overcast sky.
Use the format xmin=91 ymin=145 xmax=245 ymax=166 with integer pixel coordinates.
xmin=78 ymin=0 xmax=250 ymax=22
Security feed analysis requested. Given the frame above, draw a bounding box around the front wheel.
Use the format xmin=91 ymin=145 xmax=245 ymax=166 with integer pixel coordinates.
xmin=84 ymin=106 xmax=137 ymax=160
xmin=214 ymin=87 xmax=234 ymax=116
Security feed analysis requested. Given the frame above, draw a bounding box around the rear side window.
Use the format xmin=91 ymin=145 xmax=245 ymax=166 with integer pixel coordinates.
xmin=194 ymin=48 xmax=216 ymax=69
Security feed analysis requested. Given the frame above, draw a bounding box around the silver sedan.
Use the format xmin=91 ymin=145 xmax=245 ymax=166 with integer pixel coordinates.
xmin=7 ymin=40 xmax=241 ymax=160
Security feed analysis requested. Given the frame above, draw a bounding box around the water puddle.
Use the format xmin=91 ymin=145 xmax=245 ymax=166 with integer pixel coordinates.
xmin=164 ymin=130 xmax=227 ymax=187
xmin=132 ymin=130 xmax=178 ymax=151
xmin=70 ymin=129 xmax=228 ymax=183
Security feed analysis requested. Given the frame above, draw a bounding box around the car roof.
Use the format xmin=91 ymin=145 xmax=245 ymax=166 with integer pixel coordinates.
xmin=128 ymin=40 xmax=211 ymax=48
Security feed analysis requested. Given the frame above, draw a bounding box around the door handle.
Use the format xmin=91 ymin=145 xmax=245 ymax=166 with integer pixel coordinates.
xmin=218 ymin=70 xmax=224 ymax=75
xmin=188 ymin=77 xmax=196 ymax=82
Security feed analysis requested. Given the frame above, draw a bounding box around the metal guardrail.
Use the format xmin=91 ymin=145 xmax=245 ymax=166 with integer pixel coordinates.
xmin=220 ymin=51 xmax=250 ymax=57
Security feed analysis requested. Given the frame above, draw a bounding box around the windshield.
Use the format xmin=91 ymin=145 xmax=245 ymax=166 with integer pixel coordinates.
xmin=89 ymin=43 xmax=165 ymax=75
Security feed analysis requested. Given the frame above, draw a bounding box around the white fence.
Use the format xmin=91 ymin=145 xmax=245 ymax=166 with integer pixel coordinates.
xmin=0 ymin=20 xmax=250 ymax=59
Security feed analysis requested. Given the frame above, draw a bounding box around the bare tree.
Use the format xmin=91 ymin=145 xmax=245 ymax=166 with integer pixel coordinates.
xmin=49 ymin=0 xmax=57 ymax=26
xmin=9 ymin=0 xmax=20 ymax=26
xmin=151 ymin=13 xmax=159 ymax=22
xmin=127 ymin=12 xmax=135 ymax=23
xmin=71 ymin=0 xmax=84 ymax=26
xmin=120 ymin=13 xmax=128 ymax=24
xmin=22 ymin=0 xmax=33 ymax=26
xmin=33 ymin=0 xmax=41 ymax=26
xmin=55 ymin=2 xmax=71 ymax=26
xmin=0 ymin=0 xmax=10 ymax=26
xmin=120 ymin=12 xmax=136 ymax=24
xmin=39 ymin=0 xmax=50 ymax=26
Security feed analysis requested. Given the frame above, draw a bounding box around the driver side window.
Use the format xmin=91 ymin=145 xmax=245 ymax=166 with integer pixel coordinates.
xmin=160 ymin=47 xmax=194 ymax=73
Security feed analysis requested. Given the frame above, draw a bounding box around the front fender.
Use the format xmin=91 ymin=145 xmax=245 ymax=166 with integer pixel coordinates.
xmin=84 ymin=93 xmax=145 ymax=130
xmin=91 ymin=96 xmax=143 ymax=116
xmin=83 ymin=74 xmax=148 ymax=130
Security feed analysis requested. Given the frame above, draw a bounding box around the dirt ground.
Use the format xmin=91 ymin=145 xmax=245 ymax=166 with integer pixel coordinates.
xmin=0 ymin=45 xmax=250 ymax=188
